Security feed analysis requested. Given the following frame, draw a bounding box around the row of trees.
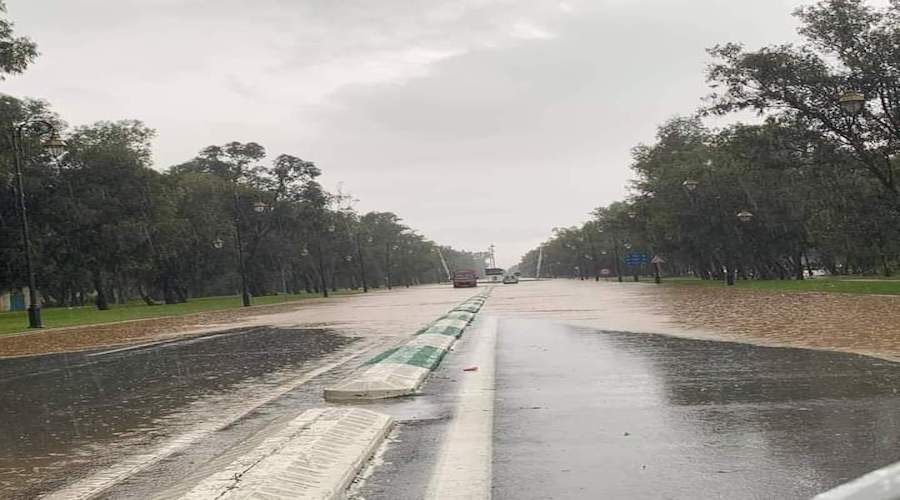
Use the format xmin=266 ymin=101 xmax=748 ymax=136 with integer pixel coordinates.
xmin=519 ymin=0 xmax=900 ymax=282
xmin=0 ymin=2 xmax=484 ymax=310
xmin=0 ymin=97 xmax=481 ymax=308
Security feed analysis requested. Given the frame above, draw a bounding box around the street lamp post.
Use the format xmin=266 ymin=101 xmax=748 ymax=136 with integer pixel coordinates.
xmin=355 ymin=234 xmax=371 ymax=293
xmin=386 ymin=243 xmax=398 ymax=290
xmin=11 ymin=120 xmax=66 ymax=328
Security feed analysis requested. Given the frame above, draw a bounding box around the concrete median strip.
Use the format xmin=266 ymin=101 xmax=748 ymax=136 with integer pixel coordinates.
xmin=180 ymin=407 xmax=393 ymax=500
xmin=324 ymin=292 xmax=489 ymax=401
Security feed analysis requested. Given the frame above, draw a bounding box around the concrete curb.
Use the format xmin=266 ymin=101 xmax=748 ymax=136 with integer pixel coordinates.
xmin=813 ymin=460 xmax=900 ymax=500
xmin=180 ymin=408 xmax=393 ymax=500
xmin=324 ymin=292 xmax=489 ymax=401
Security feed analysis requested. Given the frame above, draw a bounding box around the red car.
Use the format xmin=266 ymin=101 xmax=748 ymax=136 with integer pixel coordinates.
xmin=452 ymin=270 xmax=478 ymax=288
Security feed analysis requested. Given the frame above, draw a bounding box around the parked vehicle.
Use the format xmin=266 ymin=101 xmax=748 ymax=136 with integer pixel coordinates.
xmin=503 ymin=274 xmax=519 ymax=284
xmin=452 ymin=270 xmax=478 ymax=288
xmin=484 ymin=267 xmax=505 ymax=283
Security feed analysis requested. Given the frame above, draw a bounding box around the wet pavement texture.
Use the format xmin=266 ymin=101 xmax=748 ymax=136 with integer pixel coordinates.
xmin=0 ymin=326 xmax=354 ymax=498
xmin=0 ymin=284 xmax=482 ymax=498
xmin=0 ymin=285 xmax=483 ymax=358
xmin=493 ymin=318 xmax=900 ymax=500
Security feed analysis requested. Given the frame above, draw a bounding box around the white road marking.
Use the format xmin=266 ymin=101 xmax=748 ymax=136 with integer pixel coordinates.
xmin=86 ymin=329 xmax=249 ymax=357
xmin=425 ymin=315 xmax=498 ymax=500
xmin=41 ymin=344 xmax=378 ymax=500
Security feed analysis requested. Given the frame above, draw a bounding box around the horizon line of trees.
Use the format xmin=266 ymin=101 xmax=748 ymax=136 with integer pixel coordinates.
xmin=0 ymin=102 xmax=483 ymax=308
xmin=0 ymin=2 xmax=484 ymax=310
xmin=519 ymin=0 xmax=900 ymax=283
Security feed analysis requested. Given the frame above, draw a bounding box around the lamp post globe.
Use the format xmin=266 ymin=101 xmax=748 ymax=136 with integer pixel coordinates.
xmin=737 ymin=210 xmax=754 ymax=223
xmin=43 ymin=132 xmax=67 ymax=158
xmin=839 ymin=91 xmax=866 ymax=115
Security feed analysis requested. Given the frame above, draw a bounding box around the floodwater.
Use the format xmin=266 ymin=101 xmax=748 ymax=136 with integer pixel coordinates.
xmin=354 ymin=280 xmax=900 ymax=499
xmin=0 ymin=285 xmax=480 ymax=499
xmin=0 ymin=327 xmax=353 ymax=498
xmin=493 ymin=318 xmax=900 ymax=499
xmin=486 ymin=279 xmax=900 ymax=361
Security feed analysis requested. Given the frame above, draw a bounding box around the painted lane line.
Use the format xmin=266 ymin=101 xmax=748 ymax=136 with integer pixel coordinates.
xmin=425 ymin=315 xmax=497 ymax=500
xmin=40 ymin=344 xmax=378 ymax=500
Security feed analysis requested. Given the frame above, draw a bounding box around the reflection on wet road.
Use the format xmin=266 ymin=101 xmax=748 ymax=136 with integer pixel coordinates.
xmin=493 ymin=318 xmax=900 ymax=499
xmin=0 ymin=327 xmax=354 ymax=498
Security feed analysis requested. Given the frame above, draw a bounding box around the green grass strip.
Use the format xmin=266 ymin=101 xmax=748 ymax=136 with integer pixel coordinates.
xmin=664 ymin=277 xmax=900 ymax=296
xmin=0 ymin=291 xmax=361 ymax=336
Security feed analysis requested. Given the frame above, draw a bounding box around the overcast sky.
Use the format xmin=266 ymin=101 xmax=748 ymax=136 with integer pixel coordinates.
xmin=5 ymin=0 xmax=815 ymax=267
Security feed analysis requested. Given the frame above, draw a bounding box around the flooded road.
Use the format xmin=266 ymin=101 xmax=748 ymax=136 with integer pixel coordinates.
xmin=0 ymin=285 xmax=481 ymax=499
xmin=0 ymin=327 xmax=355 ymax=498
xmin=493 ymin=319 xmax=900 ymax=499
xmin=356 ymin=280 xmax=900 ymax=500
xmin=7 ymin=280 xmax=900 ymax=499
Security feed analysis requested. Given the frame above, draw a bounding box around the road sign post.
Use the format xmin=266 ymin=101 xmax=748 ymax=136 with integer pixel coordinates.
xmin=624 ymin=253 xmax=650 ymax=282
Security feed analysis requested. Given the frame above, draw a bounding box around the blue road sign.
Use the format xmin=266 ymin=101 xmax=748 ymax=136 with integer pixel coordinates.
xmin=624 ymin=252 xmax=650 ymax=267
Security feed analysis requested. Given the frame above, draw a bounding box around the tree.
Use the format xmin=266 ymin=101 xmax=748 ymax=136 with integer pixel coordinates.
xmin=0 ymin=1 xmax=38 ymax=79
xmin=706 ymin=0 xmax=900 ymax=200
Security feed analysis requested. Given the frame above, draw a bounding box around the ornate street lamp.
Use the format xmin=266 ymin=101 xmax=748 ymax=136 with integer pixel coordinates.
xmin=682 ymin=179 xmax=699 ymax=192
xmin=212 ymin=238 xmax=224 ymax=249
xmin=12 ymin=119 xmax=67 ymax=328
xmin=737 ymin=210 xmax=754 ymax=223
xmin=43 ymin=131 xmax=67 ymax=158
xmin=839 ymin=91 xmax=866 ymax=115
xmin=253 ymin=201 xmax=269 ymax=213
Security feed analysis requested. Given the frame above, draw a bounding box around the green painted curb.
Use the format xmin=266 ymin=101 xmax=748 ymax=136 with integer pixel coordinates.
xmin=364 ymin=344 xmax=446 ymax=370
xmin=445 ymin=311 xmax=475 ymax=321
xmin=420 ymin=324 xmax=464 ymax=338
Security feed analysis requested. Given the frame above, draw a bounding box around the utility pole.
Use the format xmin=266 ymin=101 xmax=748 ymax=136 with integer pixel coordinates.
xmin=536 ymin=245 xmax=544 ymax=279
xmin=435 ymin=246 xmax=452 ymax=281
xmin=488 ymin=244 xmax=496 ymax=268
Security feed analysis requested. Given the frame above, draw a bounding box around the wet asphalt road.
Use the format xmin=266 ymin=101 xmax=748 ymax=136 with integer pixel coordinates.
xmin=7 ymin=281 xmax=900 ymax=499
xmin=358 ymin=307 xmax=900 ymax=499
xmin=492 ymin=319 xmax=900 ymax=499
xmin=0 ymin=326 xmax=357 ymax=498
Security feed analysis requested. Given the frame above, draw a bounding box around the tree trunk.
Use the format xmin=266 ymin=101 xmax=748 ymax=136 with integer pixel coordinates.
xmin=93 ymin=269 xmax=110 ymax=310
